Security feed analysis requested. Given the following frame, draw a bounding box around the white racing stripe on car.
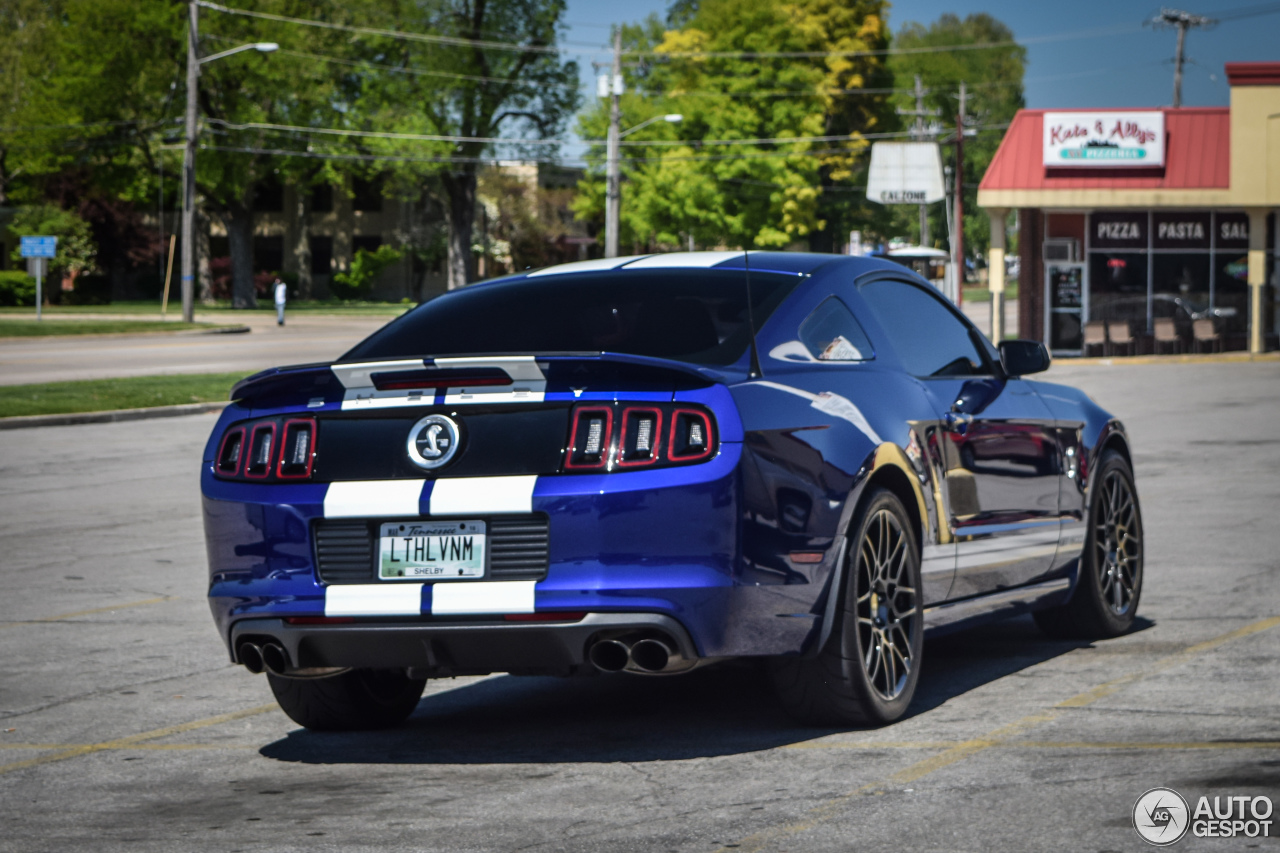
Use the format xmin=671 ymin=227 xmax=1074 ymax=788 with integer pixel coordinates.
xmin=430 ymin=580 xmax=536 ymax=615
xmin=429 ymin=476 xmax=537 ymax=515
xmin=621 ymin=251 xmax=744 ymax=269
xmin=325 ymin=583 xmax=424 ymax=617
xmin=324 ymin=480 xmax=426 ymax=518
xmin=437 ymin=356 xmax=547 ymax=405
xmin=331 ymin=359 xmax=426 ymax=389
xmin=524 ymin=255 xmax=650 ymax=276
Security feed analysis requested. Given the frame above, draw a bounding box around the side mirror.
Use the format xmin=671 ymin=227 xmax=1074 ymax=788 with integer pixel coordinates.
xmin=998 ymin=340 xmax=1051 ymax=376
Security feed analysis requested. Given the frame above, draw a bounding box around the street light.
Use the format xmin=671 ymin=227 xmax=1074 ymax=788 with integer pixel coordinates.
xmin=179 ymin=0 xmax=278 ymax=321
xmin=604 ymin=113 xmax=682 ymax=259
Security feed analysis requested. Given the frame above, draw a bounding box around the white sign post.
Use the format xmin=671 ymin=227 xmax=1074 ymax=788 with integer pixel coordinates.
xmin=1042 ymin=111 xmax=1166 ymax=168
xmin=865 ymin=142 xmax=946 ymax=205
xmin=19 ymin=236 xmax=57 ymax=321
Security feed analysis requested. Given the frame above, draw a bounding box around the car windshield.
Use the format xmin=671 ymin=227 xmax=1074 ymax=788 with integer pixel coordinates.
xmin=341 ymin=269 xmax=803 ymax=367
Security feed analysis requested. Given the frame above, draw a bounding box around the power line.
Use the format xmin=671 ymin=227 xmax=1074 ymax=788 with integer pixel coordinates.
xmin=199 ymin=1 xmax=565 ymax=55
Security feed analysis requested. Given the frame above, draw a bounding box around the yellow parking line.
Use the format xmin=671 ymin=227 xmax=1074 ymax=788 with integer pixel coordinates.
xmin=0 ymin=703 xmax=277 ymax=776
xmin=783 ymin=739 xmax=1280 ymax=752
xmin=0 ymin=596 xmax=173 ymax=629
xmin=719 ymin=614 xmax=1280 ymax=853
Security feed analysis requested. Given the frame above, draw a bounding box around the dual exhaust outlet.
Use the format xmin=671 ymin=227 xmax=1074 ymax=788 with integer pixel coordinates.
xmin=238 ymin=641 xmax=288 ymax=676
xmin=587 ymin=634 xmax=690 ymax=675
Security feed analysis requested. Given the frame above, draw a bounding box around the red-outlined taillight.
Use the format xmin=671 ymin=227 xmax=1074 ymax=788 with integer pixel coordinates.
xmin=616 ymin=407 xmax=664 ymax=468
xmin=244 ymin=422 xmax=278 ymax=479
xmin=215 ymin=426 xmax=246 ymax=476
xmin=276 ymin=418 xmax=316 ymax=479
xmin=565 ymin=406 xmax=613 ymax=470
xmin=667 ymin=409 xmax=715 ymax=463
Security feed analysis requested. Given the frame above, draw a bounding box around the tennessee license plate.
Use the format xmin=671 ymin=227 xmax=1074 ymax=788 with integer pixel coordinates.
xmin=378 ymin=520 xmax=486 ymax=580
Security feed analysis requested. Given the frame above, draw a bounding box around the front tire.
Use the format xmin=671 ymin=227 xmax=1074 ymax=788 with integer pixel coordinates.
xmin=267 ymin=668 xmax=426 ymax=731
xmin=1034 ymin=449 xmax=1143 ymax=639
xmin=770 ymin=488 xmax=924 ymax=726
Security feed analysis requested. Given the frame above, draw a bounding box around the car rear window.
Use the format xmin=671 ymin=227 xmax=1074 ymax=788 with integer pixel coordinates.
xmin=341 ymin=269 xmax=803 ymax=367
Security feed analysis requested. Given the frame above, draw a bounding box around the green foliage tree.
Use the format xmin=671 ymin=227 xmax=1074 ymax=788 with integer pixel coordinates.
xmin=331 ymin=244 xmax=403 ymax=299
xmin=329 ymin=0 xmax=581 ymax=290
xmin=887 ymin=13 xmax=1026 ymax=259
xmin=574 ymin=0 xmax=892 ymax=251
xmin=7 ymin=205 xmax=98 ymax=277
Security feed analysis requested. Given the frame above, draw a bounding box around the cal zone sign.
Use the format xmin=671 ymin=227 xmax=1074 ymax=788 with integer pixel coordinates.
xmin=1043 ymin=111 xmax=1165 ymax=167
xmin=866 ymin=142 xmax=946 ymax=204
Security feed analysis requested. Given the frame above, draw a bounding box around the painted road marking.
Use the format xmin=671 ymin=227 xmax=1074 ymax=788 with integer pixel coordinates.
xmin=717 ymin=613 xmax=1280 ymax=853
xmin=0 ymin=704 xmax=277 ymax=776
xmin=0 ymin=596 xmax=173 ymax=630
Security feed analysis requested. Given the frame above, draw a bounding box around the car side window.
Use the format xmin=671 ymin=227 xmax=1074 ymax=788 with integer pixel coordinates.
xmin=856 ymin=279 xmax=989 ymax=377
xmin=798 ymin=297 xmax=874 ymax=361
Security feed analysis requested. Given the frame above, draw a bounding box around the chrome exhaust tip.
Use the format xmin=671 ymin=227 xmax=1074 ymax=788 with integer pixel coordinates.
xmin=588 ymin=639 xmax=631 ymax=673
xmin=239 ymin=642 xmax=265 ymax=675
xmin=629 ymin=638 xmax=674 ymax=673
xmin=260 ymin=643 xmax=290 ymax=676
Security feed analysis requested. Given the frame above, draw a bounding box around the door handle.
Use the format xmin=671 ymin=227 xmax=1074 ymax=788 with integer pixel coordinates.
xmin=943 ymin=412 xmax=973 ymax=434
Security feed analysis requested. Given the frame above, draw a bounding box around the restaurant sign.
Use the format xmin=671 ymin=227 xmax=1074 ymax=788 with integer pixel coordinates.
xmin=1042 ymin=111 xmax=1165 ymax=168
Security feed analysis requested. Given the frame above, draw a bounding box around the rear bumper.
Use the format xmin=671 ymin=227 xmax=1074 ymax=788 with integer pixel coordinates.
xmin=231 ymin=613 xmax=698 ymax=677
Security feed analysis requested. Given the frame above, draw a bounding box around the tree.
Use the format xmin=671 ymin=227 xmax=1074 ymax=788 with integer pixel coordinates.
xmin=573 ymin=0 xmax=892 ymax=252
xmin=7 ymin=205 xmax=98 ymax=278
xmin=887 ymin=13 xmax=1026 ymax=258
xmin=329 ymin=0 xmax=580 ymax=290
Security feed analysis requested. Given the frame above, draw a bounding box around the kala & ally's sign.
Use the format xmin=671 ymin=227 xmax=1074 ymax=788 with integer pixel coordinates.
xmin=1042 ymin=111 xmax=1165 ymax=168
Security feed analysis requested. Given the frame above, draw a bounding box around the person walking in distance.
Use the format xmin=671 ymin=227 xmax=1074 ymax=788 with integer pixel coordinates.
xmin=273 ymin=278 xmax=287 ymax=326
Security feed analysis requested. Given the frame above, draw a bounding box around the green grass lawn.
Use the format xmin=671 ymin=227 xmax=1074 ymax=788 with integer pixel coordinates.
xmin=960 ymin=281 xmax=1020 ymax=303
xmin=0 ymin=319 xmax=222 ymax=337
xmin=0 ymin=299 xmax=411 ymax=317
xmin=0 ymin=373 xmax=245 ymax=418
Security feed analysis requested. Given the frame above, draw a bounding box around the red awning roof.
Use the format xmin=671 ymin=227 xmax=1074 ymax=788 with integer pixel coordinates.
xmin=979 ymin=108 xmax=1230 ymax=192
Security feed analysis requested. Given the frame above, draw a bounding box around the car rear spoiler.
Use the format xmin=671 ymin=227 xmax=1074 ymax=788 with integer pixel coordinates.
xmin=230 ymin=352 xmax=737 ymax=407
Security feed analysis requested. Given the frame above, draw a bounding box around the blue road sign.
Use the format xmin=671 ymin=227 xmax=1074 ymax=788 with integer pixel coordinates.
xmin=20 ymin=236 xmax=57 ymax=258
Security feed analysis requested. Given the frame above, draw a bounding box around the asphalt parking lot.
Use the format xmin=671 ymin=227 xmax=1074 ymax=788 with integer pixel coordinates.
xmin=1 ymin=358 xmax=1278 ymax=852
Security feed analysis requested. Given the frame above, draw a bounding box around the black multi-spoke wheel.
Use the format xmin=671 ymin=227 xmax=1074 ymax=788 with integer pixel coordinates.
xmin=854 ymin=507 xmax=918 ymax=701
xmin=770 ymin=487 xmax=923 ymax=726
xmin=1034 ymin=449 xmax=1144 ymax=639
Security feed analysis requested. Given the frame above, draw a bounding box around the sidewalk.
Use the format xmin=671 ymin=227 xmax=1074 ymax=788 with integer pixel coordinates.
xmin=961 ymin=297 xmax=1019 ymax=341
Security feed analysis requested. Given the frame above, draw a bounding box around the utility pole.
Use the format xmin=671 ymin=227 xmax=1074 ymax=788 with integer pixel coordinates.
xmin=604 ymin=27 xmax=622 ymax=259
xmin=180 ymin=0 xmax=200 ymax=323
xmin=1148 ymin=8 xmax=1216 ymax=108
xmin=897 ymin=75 xmax=940 ymax=248
xmin=953 ymin=81 xmax=967 ymax=305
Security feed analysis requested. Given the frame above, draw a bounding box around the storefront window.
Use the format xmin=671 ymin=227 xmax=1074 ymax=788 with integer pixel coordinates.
xmin=1088 ymin=252 xmax=1148 ymax=326
xmin=1214 ymin=253 xmax=1250 ymax=340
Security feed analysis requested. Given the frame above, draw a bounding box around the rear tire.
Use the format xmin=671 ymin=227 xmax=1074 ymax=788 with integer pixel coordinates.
xmin=1034 ymin=449 xmax=1143 ymax=639
xmin=267 ymin=668 xmax=426 ymax=731
xmin=770 ymin=488 xmax=924 ymax=726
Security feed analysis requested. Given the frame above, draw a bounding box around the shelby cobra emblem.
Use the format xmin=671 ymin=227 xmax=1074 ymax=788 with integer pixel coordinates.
xmin=406 ymin=414 xmax=460 ymax=469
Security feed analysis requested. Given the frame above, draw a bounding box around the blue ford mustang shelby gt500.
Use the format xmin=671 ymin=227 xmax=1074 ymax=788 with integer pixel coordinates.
xmin=202 ymin=251 xmax=1143 ymax=730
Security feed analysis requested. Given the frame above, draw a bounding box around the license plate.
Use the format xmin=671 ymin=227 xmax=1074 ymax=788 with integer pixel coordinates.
xmin=378 ymin=520 xmax=486 ymax=581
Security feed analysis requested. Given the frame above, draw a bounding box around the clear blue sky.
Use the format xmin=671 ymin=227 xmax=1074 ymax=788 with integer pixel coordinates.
xmin=562 ymin=0 xmax=1280 ymax=109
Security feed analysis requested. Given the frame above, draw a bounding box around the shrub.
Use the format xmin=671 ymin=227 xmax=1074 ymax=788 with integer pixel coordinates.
xmin=0 ymin=271 xmax=37 ymax=307
xmin=331 ymin=245 xmax=402 ymax=300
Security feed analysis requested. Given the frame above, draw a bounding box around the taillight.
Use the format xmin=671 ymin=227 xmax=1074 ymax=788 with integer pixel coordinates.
xmin=244 ymin=422 xmax=277 ymax=479
xmin=565 ymin=406 xmax=612 ymax=470
xmin=668 ymin=409 xmax=714 ymax=462
xmin=277 ymin=419 xmax=315 ymax=479
xmin=216 ymin=426 xmax=246 ymax=475
xmin=562 ymin=403 xmax=716 ymax=473
xmin=213 ymin=416 xmax=316 ymax=482
xmin=616 ymin=407 xmax=663 ymax=467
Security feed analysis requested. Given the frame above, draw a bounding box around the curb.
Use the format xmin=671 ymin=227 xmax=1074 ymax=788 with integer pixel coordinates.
xmin=1059 ymin=352 xmax=1280 ymax=367
xmin=0 ymin=401 xmax=229 ymax=431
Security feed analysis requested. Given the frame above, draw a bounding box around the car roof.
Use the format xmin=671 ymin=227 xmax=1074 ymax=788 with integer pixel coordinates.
xmin=499 ymin=251 xmax=906 ymax=281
